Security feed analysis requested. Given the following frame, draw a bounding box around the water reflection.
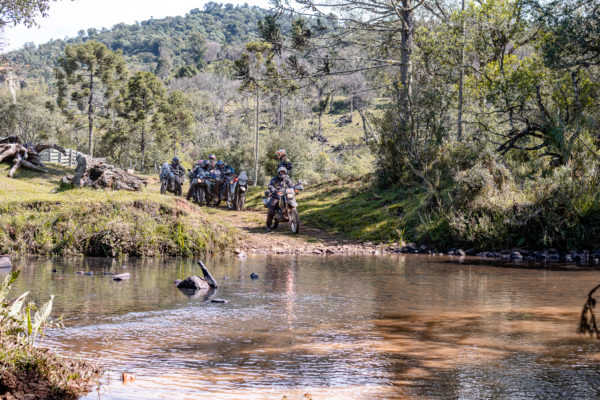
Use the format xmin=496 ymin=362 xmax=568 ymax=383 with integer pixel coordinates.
xmin=7 ymin=255 xmax=600 ymax=399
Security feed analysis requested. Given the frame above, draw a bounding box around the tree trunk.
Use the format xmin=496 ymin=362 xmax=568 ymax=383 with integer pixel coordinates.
xmin=141 ymin=125 xmax=146 ymax=173
xmin=349 ymin=97 xmax=354 ymax=122
xmin=399 ymin=0 xmax=414 ymax=130
xmin=457 ymin=0 xmax=465 ymax=141
xmin=88 ymin=73 xmax=94 ymax=157
xmin=254 ymin=86 xmax=259 ymax=186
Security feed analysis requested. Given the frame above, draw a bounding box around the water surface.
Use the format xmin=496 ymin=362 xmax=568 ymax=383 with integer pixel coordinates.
xmin=6 ymin=256 xmax=600 ymax=399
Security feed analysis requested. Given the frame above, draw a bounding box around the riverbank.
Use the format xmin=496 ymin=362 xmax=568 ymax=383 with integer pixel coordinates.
xmin=246 ymin=173 xmax=600 ymax=255
xmin=0 ymin=164 xmax=237 ymax=257
xmin=0 ymin=336 xmax=101 ymax=399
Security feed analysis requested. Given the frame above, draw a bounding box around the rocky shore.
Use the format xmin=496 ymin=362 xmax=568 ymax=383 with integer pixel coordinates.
xmin=395 ymin=244 xmax=600 ymax=265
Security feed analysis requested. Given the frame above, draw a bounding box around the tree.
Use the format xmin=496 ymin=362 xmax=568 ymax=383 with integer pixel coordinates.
xmin=55 ymin=41 xmax=128 ymax=156
xmin=0 ymin=0 xmax=56 ymax=29
xmin=233 ymin=41 xmax=272 ymax=186
xmin=160 ymin=90 xmax=194 ymax=154
xmin=119 ymin=71 xmax=167 ymax=170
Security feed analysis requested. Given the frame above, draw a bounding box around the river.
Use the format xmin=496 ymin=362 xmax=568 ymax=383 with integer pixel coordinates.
xmin=5 ymin=256 xmax=600 ymax=399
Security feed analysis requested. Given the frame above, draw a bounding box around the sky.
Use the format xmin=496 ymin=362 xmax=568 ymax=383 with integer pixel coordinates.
xmin=2 ymin=0 xmax=270 ymax=52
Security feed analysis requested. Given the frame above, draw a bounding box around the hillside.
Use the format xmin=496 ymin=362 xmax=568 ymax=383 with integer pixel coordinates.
xmin=7 ymin=3 xmax=271 ymax=82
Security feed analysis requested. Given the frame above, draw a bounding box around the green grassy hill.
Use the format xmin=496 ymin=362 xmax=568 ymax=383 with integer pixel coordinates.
xmin=0 ymin=164 xmax=237 ymax=256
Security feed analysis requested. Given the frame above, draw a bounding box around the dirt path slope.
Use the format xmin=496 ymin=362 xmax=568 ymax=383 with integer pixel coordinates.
xmin=202 ymin=208 xmax=391 ymax=255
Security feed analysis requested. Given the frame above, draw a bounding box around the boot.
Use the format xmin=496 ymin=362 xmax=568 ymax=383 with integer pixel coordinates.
xmin=266 ymin=209 xmax=275 ymax=231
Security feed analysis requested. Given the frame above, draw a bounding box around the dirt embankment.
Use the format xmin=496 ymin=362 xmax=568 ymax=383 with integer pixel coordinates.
xmin=205 ymin=209 xmax=392 ymax=255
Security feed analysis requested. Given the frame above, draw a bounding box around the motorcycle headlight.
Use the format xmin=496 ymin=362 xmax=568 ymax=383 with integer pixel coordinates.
xmin=240 ymin=187 xmax=246 ymax=191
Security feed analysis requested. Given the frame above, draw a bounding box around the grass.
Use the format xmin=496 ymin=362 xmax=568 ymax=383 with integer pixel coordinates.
xmin=0 ymin=164 xmax=238 ymax=257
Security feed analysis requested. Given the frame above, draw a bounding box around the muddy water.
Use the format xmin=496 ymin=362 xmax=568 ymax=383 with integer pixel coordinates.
xmin=5 ymin=256 xmax=600 ymax=399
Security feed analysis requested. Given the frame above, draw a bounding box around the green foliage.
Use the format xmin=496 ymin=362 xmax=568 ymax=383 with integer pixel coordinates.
xmin=0 ymin=0 xmax=56 ymax=29
xmin=55 ymin=40 xmax=128 ymax=156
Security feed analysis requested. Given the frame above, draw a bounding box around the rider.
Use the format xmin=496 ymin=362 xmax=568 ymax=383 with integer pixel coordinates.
xmin=276 ymin=149 xmax=292 ymax=175
xmin=266 ymin=166 xmax=294 ymax=230
xmin=207 ymin=154 xmax=217 ymax=170
xmin=170 ymin=156 xmax=186 ymax=182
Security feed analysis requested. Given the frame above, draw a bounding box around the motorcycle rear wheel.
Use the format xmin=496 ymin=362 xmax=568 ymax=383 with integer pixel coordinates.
xmin=289 ymin=208 xmax=300 ymax=234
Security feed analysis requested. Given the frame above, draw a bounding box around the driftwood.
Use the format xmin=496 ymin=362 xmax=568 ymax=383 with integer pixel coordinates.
xmin=63 ymin=155 xmax=148 ymax=191
xmin=0 ymin=135 xmax=66 ymax=177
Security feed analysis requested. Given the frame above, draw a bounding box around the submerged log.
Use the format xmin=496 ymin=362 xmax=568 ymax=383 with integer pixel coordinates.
xmin=65 ymin=155 xmax=148 ymax=191
xmin=0 ymin=135 xmax=66 ymax=177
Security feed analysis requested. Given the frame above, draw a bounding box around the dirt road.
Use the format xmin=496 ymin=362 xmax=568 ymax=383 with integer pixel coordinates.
xmin=202 ymin=208 xmax=391 ymax=255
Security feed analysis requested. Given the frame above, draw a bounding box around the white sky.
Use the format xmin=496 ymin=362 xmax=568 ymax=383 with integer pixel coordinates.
xmin=2 ymin=0 xmax=271 ymax=51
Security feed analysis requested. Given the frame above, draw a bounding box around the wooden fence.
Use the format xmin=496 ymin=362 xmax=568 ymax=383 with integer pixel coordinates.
xmin=39 ymin=148 xmax=87 ymax=167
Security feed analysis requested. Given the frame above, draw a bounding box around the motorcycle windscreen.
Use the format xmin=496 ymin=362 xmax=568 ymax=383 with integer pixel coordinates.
xmin=238 ymin=171 xmax=248 ymax=183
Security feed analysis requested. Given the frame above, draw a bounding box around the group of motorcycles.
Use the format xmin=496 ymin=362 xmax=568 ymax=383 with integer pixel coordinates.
xmin=159 ymin=162 xmax=248 ymax=211
xmin=159 ymin=159 xmax=304 ymax=233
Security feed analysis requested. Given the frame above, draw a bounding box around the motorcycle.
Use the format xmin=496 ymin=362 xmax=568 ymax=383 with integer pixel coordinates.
xmin=159 ymin=163 xmax=183 ymax=196
xmin=206 ymin=169 xmax=223 ymax=206
xmin=186 ymin=167 xmax=209 ymax=206
xmin=226 ymin=170 xmax=248 ymax=211
xmin=264 ymin=182 xmax=304 ymax=233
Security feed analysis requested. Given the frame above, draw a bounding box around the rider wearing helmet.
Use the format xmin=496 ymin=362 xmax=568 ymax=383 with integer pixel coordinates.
xmin=266 ymin=166 xmax=294 ymax=230
xmin=170 ymin=156 xmax=186 ymax=179
xmin=208 ymin=154 xmax=217 ymax=169
xmin=275 ymin=149 xmax=292 ymax=175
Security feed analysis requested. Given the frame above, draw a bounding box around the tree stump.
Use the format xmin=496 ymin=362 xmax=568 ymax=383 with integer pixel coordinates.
xmin=65 ymin=155 xmax=148 ymax=191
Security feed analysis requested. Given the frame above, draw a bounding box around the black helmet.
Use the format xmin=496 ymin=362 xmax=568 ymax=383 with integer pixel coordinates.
xmin=172 ymin=156 xmax=181 ymax=164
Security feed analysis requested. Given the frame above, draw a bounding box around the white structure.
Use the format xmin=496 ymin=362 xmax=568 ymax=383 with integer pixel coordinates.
xmin=39 ymin=148 xmax=87 ymax=167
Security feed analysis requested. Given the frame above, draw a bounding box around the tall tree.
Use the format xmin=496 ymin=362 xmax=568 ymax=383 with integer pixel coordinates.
xmin=55 ymin=40 xmax=128 ymax=156
xmin=160 ymin=90 xmax=195 ymax=154
xmin=233 ymin=41 xmax=272 ymax=185
xmin=119 ymin=71 xmax=167 ymax=171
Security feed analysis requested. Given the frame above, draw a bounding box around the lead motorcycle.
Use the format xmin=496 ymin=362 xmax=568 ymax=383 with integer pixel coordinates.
xmin=264 ymin=182 xmax=304 ymax=233
xmin=226 ymin=170 xmax=248 ymax=211
xmin=186 ymin=166 xmax=209 ymax=206
xmin=159 ymin=163 xmax=183 ymax=196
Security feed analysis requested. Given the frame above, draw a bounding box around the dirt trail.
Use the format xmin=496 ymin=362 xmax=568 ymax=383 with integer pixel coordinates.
xmin=203 ymin=208 xmax=391 ymax=255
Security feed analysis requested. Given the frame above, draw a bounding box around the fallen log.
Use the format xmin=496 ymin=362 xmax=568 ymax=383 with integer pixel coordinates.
xmin=63 ymin=155 xmax=148 ymax=191
xmin=0 ymin=135 xmax=65 ymax=177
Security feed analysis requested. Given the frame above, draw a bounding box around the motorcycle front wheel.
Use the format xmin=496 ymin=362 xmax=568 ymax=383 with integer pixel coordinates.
xmin=289 ymin=208 xmax=300 ymax=234
xmin=160 ymin=182 xmax=166 ymax=195
xmin=227 ymin=188 xmax=234 ymax=210
xmin=236 ymin=191 xmax=245 ymax=211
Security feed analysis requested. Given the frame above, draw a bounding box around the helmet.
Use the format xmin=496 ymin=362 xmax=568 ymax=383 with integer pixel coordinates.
xmin=216 ymin=160 xmax=224 ymax=167
xmin=275 ymin=149 xmax=287 ymax=160
xmin=208 ymin=154 xmax=216 ymax=160
xmin=172 ymin=156 xmax=181 ymax=164
xmin=277 ymin=166 xmax=287 ymax=175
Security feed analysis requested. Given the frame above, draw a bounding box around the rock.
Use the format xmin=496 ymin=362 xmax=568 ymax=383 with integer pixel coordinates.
xmin=419 ymin=245 xmax=428 ymax=252
xmin=76 ymin=271 xmax=85 ymax=274
xmin=174 ymin=279 xmax=182 ymax=285
xmin=548 ymin=254 xmax=560 ymax=262
xmin=456 ymin=249 xmax=466 ymax=256
xmin=0 ymin=255 xmax=11 ymax=269
xmin=83 ymin=271 xmax=93 ymax=276
xmin=234 ymin=248 xmax=243 ymax=254
xmin=465 ymin=248 xmax=477 ymax=256
xmin=237 ymin=252 xmax=247 ymax=259
xmin=477 ymin=252 xmax=489 ymax=257
xmin=562 ymin=254 xmax=573 ymax=263
xmin=250 ymin=272 xmax=259 ymax=280
xmin=210 ymin=299 xmax=228 ymax=303
xmin=112 ymin=273 xmax=130 ymax=281
xmin=573 ymin=253 xmax=588 ymax=262
xmin=177 ymin=275 xmax=210 ymax=290
xmin=326 ymin=248 xmax=335 ymax=254
xmin=52 ymin=268 xmax=57 ymax=273
xmin=334 ymin=114 xmax=353 ymax=127
xmin=510 ymin=252 xmax=523 ymax=261
xmin=121 ymin=265 xmax=128 ymax=269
